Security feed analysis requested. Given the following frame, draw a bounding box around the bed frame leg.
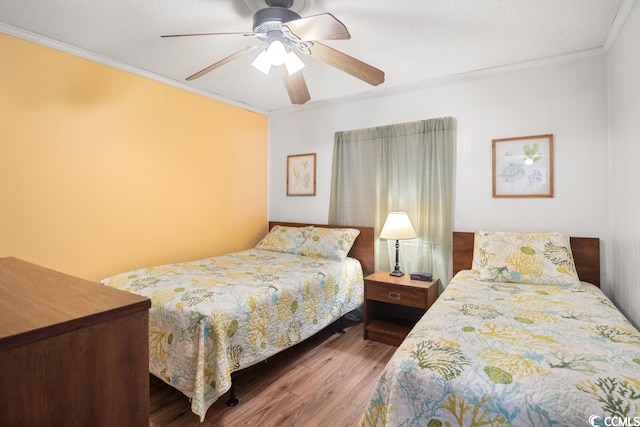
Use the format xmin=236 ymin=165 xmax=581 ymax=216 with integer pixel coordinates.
xmin=226 ymin=382 xmax=239 ymax=406
xmin=331 ymin=316 xmax=345 ymax=334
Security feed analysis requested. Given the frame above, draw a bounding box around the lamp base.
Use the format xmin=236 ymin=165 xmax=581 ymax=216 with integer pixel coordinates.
xmin=389 ymin=239 xmax=404 ymax=277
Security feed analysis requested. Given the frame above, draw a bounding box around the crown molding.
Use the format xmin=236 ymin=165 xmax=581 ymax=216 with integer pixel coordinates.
xmin=604 ymin=0 xmax=638 ymax=51
xmin=0 ymin=22 xmax=269 ymax=116
xmin=272 ymin=47 xmax=607 ymax=115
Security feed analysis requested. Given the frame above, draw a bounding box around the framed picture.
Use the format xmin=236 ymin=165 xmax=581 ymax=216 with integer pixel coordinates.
xmin=287 ymin=153 xmax=316 ymax=196
xmin=492 ymin=134 xmax=554 ymax=198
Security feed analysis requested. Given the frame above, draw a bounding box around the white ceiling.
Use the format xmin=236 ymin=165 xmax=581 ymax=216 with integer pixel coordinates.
xmin=0 ymin=0 xmax=634 ymax=113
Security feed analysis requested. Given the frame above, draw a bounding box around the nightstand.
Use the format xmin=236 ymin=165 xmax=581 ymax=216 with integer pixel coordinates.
xmin=363 ymin=271 xmax=440 ymax=346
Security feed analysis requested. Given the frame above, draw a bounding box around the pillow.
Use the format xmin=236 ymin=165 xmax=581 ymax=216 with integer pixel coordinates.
xmin=472 ymin=230 xmax=581 ymax=287
xmin=255 ymin=225 xmax=313 ymax=254
xmin=298 ymin=227 xmax=360 ymax=261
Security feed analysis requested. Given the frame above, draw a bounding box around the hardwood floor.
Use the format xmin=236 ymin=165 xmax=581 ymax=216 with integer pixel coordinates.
xmin=149 ymin=320 xmax=396 ymax=427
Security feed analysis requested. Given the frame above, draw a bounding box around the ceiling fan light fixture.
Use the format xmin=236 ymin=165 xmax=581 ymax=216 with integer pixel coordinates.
xmin=252 ymin=36 xmax=305 ymax=76
xmin=284 ymin=51 xmax=305 ymax=75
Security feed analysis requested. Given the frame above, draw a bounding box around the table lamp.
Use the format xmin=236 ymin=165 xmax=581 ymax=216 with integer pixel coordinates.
xmin=380 ymin=212 xmax=418 ymax=277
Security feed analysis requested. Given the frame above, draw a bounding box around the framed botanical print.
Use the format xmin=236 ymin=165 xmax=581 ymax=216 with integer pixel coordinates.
xmin=492 ymin=134 xmax=554 ymax=198
xmin=287 ymin=153 xmax=316 ymax=196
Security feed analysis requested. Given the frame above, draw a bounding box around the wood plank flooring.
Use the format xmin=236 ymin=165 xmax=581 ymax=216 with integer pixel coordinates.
xmin=149 ymin=320 xmax=396 ymax=427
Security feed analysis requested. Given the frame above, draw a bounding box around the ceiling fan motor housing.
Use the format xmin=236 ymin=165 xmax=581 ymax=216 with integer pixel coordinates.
xmin=253 ymin=7 xmax=301 ymax=33
xmin=265 ymin=0 xmax=294 ymax=7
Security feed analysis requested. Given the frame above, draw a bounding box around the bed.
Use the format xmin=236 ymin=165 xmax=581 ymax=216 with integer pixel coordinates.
xmin=359 ymin=230 xmax=640 ymax=427
xmin=101 ymin=221 xmax=374 ymax=421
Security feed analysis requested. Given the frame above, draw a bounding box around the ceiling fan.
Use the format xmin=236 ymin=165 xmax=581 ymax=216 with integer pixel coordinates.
xmin=162 ymin=0 xmax=385 ymax=105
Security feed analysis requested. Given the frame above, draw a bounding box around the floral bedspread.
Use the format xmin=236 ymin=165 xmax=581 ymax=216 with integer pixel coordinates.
xmin=359 ymin=271 xmax=640 ymax=427
xmin=102 ymin=249 xmax=363 ymax=421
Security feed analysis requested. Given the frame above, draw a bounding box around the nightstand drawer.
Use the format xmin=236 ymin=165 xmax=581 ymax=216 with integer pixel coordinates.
xmin=367 ymin=282 xmax=427 ymax=308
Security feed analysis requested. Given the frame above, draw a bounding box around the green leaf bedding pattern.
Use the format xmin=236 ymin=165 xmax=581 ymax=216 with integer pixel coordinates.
xmin=102 ymin=248 xmax=363 ymax=421
xmin=359 ymin=271 xmax=640 ymax=427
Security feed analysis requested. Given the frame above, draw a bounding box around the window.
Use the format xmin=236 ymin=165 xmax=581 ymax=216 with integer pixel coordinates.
xmin=329 ymin=117 xmax=455 ymax=282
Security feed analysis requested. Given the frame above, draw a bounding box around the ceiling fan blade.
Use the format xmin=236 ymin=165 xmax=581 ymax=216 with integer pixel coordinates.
xmin=162 ymin=32 xmax=262 ymax=38
xmin=186 ymin=45 xmax=259 ymax=81
xmin=280 ymin=67 xmax=311 ymax=105
xmin=308 ymin=42 xmax=384 ymax=86
xmin=282 ymin=13 xmax=350 ymax=41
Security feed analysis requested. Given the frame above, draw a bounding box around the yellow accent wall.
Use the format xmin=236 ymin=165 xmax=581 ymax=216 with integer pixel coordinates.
xmin=0 ymin=32 xmax=269 ymax=281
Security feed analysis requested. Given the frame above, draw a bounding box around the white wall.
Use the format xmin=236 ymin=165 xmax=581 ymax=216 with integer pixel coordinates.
xmin=608 ymin=0 xmax=640 ymax=327
xmin=269 ymin=55 xmax=612 ymax=301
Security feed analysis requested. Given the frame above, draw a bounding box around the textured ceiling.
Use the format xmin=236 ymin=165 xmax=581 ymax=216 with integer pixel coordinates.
xmin=0 ymin=0 xmax=632 ymax=113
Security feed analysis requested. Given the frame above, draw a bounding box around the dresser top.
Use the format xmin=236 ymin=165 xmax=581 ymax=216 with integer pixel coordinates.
xmin=0 ymin=257 xmax=150 ymax=351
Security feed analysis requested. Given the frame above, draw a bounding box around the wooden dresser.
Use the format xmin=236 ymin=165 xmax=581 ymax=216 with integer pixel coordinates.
xmin=0 ymin=257 xmax=151 ymax=426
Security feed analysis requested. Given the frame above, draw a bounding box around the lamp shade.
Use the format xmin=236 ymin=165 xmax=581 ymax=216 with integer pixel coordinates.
xmin=380 ymin=212 xmax=417 ymax=240
xmin=284 ymin=51 xmax=305 ymax=75
xmin=251 ymin=50 xmax=272 ymax=75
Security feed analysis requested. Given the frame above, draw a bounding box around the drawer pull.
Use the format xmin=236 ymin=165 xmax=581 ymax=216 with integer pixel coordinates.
xmin=388 ymin=292 xmax=401 ymax=300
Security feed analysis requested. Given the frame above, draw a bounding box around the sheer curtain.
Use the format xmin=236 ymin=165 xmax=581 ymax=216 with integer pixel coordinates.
xmin=328 ymin=117 xmax=455 ymax=283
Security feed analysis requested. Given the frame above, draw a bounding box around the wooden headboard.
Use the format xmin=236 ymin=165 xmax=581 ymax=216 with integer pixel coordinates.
xmin=268 ymin=221 xmax=375 ymax=274
xmin=453 ymin=231 xmax=601 ymax=287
